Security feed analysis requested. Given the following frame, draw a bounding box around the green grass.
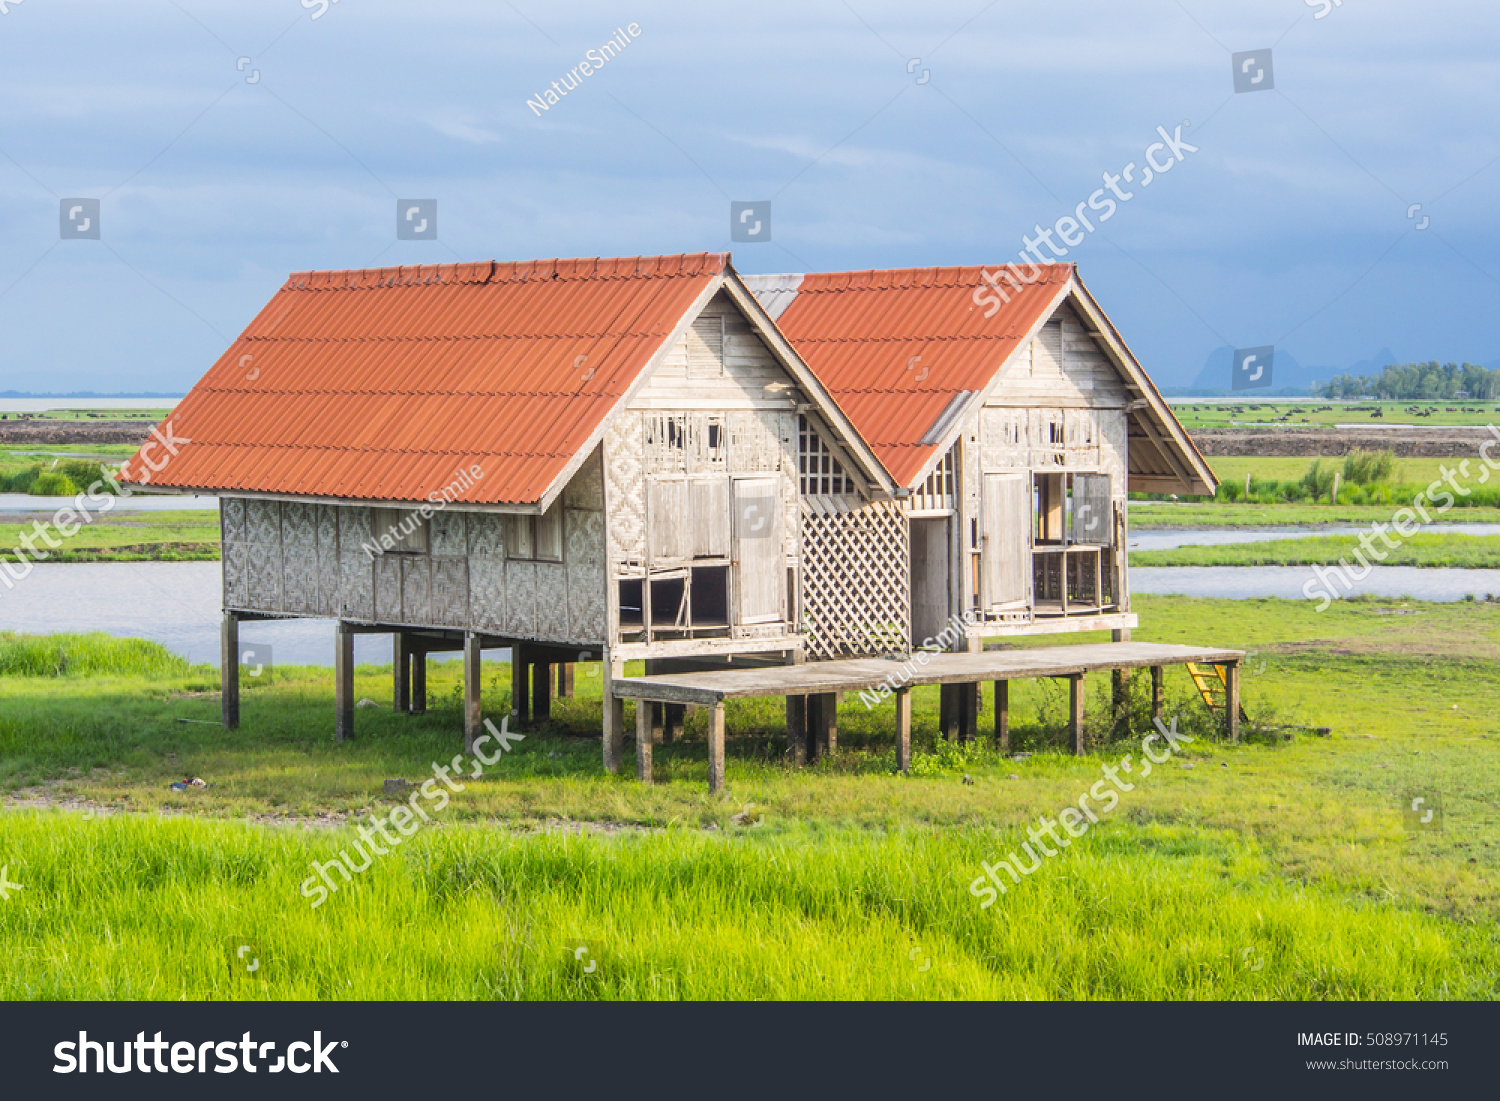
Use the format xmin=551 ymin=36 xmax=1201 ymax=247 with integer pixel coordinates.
xmin=1132 ymin=532 xmax=1500 ymax=569
xmin=3 ymin=597 xmax=1499 ymax=999
xmin=1171 ymin=399 xmax=1500 ymax=430
xmin=1130 ymin=501 xmax=1500 ymax=528
xmin=0 ymin=509 xmax=219 ymax=561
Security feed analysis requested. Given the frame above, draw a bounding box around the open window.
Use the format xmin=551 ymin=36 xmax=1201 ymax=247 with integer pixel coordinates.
xmin=505 ymin=502 xmax=564 ymax=562
xmin=1031 ymin=472 xmax=1116 ymax=616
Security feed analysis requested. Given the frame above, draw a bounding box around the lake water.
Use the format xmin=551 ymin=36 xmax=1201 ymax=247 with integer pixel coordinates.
xmin=0 ymin=398 xmax=181 ymax=412
xmin=0 ymin=493 xmax=219 ymax=512
xmin=4 ymin=560 xmax=1498 ymax=667
xmin=1129 ymin=523 xmax=1500 ymax=551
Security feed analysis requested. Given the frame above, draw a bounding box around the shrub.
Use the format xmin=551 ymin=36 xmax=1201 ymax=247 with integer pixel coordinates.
xmin=0 ymin=632 xmax=191 ymax=678
xmin=30 ymin=471 xmax=78 ymax=496
xmin=1343 ymin=449 xmax=1395 ymax=485
xmin=1301 ymin=459 xmax=1337 ymax=499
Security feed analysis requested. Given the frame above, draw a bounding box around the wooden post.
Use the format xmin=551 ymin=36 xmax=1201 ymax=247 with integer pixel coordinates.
xmin=812 ymin=692 xmax=837 ymax=758
xmin=1150 ymin=665 xmax=1165 ymax=720
xmin=602 ymin=653 xmax=625 ymax=774
xmin=1068 ymin=673 xmax=1085 ymax=755
xmin=650 ymin=702 xmax=665 ymax=745
xmin=994 ymin=680 xmax=1009 ymax=753
xmin=786 ymin=696 xmax=807 ymax=766
xmin=664 ymin=703 xmax=684 ymax=745
xmin=707 ymin=700 xmax=726 ymax=793
xmin=1243 ymin=473 xmax=1251 ymax=501
xmin=411 ymin=645 xmax=426 ymax=715
xmin=636 ymin=697 xmax=654 ymax=783
xmin=939 ymin=684 xmax=954 ymax=740
xmin=463 ymin=632 xmax=483 ymax=755
xmin=1330 ymin=471 xmax=1341 ymax=506
xmin=533 ymin=657 xmax=552 ymax=722
xmin=894 ymin=687 xmax=912 ymax=775
xmin=512 ymin=645 xmax=530 ymax=722
xmin=220 ymin=611 xmax=240 ymax=731
xmin=393 ymin=631 xmax=410 ymax=714
xmin=557 ymin=662 xmax=574 ymax=699
xmin=1112 ymin=668 xmax=1129 ymax=734
xmin=334 ymin=621 xmax=354 ymax=743
xmin=1223 ymin=661 xmax=1241 ymax=742
xmin=958 ymin=683 xmax=979 ymax=744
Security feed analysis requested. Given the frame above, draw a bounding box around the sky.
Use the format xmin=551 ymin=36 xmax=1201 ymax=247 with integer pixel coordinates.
xmin=0 ymin=0 xmax=1496 ymax=394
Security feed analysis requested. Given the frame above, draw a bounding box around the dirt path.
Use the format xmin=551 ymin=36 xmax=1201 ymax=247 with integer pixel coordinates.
xmin=1191 ymin=426 xmax=1496 ymax=457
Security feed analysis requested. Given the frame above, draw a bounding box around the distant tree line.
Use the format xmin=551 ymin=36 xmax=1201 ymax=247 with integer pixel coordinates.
xmin=1317 ymin=361 xmax=1499 ymax=400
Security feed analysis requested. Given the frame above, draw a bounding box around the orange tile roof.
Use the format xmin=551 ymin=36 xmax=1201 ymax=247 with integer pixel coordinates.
xmin=767 ymin=264 xmax=1072 ymax=487
xmin=123 ymin=254 xmax=727 ymax=505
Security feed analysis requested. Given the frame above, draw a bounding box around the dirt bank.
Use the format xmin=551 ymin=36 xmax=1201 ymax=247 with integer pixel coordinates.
xmin=0 ymin=419 xmax=153 ymax=446
xmin=1191 ymin=426 xmax=1496 ymax=458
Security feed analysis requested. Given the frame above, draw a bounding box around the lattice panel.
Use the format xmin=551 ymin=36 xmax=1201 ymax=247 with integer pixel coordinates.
xmin=800 ymin=499 xmax=909 ymax=659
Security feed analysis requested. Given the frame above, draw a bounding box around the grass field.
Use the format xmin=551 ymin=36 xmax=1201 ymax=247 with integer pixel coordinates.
xmin=1129 ymin=501 xmax=1500 ymax=528
xmin=2 ymin=596 xmax=1498 ymax=999
xmin=0 ymin=509 xmax=218 ymax=562
xmin=1172 ymin=400 xmax=1500 ymax=431
xmin=1134 ymin=532 xmax=1500 ymax=570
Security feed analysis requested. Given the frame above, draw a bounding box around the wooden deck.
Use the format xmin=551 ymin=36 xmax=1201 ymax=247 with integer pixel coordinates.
xmin=611 ymin=642 xmax=1246 ymax=791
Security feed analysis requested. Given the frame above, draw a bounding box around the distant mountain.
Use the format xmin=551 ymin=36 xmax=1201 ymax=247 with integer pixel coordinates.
xmin=0 ymin=390 xmax=184 ymax=398
xmin=1173 ymin=346 xmax=1400 ymax=397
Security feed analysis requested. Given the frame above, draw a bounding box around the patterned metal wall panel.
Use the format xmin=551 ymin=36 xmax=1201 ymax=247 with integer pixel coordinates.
xmin=503 ymin=560 xmax=537 ymax=634
xmin=564 ymin=449 xmax=604 ymax=509
xmin=246 ymin=499 xmax=281 ymax=547
xmin=432 ymin=559 xmax=469 ymax=626
xmin=245 ymin=542 xmax=284 ymax=611
xmin=315 ymin=506 xmax=340 ymax=616
xmin=400 ymin=556 xmax=432 ymax=624
xmin=431 ymin=510 xmax=466 ymax=557
xmin=604 ymin=413 xmax=645 ymax=563
xmin=374 ymin=555 xmax=402 ymax=622
xmin=281 ymin=502 xmax=318 ymax=614
xmin=340 ymin=552 xmax=374 ymax=620
xmin=469 ymin=555 xmax=506 ymax=633
xmin=535 ymin=561 xmax=568 ymax=638
xmin=221 ymin=497 xmax=246 ymax=543
xmin=341 ymin=506 xmax=373 ymax=551
xmin=222 ymin=540 xmax=249 ymax=608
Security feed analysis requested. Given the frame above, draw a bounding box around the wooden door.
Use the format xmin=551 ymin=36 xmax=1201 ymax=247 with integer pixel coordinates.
xmin=909 ymin=517 xmax=950 ymax=646
xmin=732 ymin=477 xmax=783 ymax=625
xmin=981 ymin=473 xmax=1030 ymax=607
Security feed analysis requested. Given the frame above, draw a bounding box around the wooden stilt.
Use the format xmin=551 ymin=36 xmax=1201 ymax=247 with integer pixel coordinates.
xmin=533 ymin=657 xmax=551 ymax=722
xmin=1112 ymin=668 xmax=1129 ymax=734
xmin=707 ymin=700 xmax=726 ymax=793
xmin=1068 ymin=673 xmax=1086 ymax=755
xmin=786 ymin=696 xmax=807 ymax=766
xmin=636 ymin=697 xmax=654 ymax=783
xmin=602 ymin=654 xmax=625 ymax=774
xmin=463 ymin=632 xmax=483 ymax=754
xmin=334 ymin=621 xmax=354 ymax=743
xmin=1150 ymin=665 xmax=1165 ymax=721
xmin=393 ymin=631 xmax=410 ymax=714
xmin=994 ymin=680 xmax=1009 ymax=753
xmin=939 ymin=683 xmax=954 ymax=740
xmin=220 ymin=611 xmax=240 ymax=731
xmin=812 ymin=692 xmax=837 ymax=758
xmin=1224 ymin=661 xmax=1241 ymax=742
xmin=958 ymin=683 xmax=979 ymax=743
xmin=557 ymin=663 xmax=574 ymax=699
xmin=664 ymin=703 xmax=684 ymax=745
xmin=512 ymin=645 xmax=530 ymax=722
xmin=649 ymin=702 xmax=664 ymax=745
xmin=894 ymin=687 xmax=912 ymax=775
xmin=410 ymin=645 xmax=426 ymax=715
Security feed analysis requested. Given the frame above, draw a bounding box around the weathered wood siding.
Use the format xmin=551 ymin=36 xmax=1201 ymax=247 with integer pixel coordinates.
xmin=222 ymin=451 xmax=607 ymax=645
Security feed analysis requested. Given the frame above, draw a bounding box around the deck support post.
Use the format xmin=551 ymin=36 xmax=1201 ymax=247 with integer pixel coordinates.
xmin=463 ymin=632 xmax=483 ymax=754
xmin=1068 ymin=673 xmax=1086 ymax=755
xmin=994 ymin=680 xmax=1009 ymax=753
xmin=533 ymin=656 xmax=551 ymax=722
xmin=957 ymin=683 xmax=979 ymax=744
xmin=557 ymin=662 xmax=574 ymax=699
xmin=602 ymin=652 xmax=625 ymax=774
xmin=393 ymin=631 xmax=411 ymax=714
xmin=636 ymin=697 xmax=654 ymax=783
xmin=512 ymin=645 xmax=530 ymax=723
xmin=707 ymin=701 xmax=726 ymax=793
xmin=334 ymin=621 xmax=354 ymax=743
xmin=894 ymin=687 xmax=912 ymax=775
xmin=1150 ymin=665 xmax=1165 ymax=721
xmin=812 ymin=692 xmax=837 ymax=759
xmin=786 ymin=696 xmax=807 ymax=766
xmin=939 ymin=684 xmax=955 ymax=740
xmin=1223 ymin=661 xmax=1241 ymax=742
xmin=410 ymin=645 xmax=426 ymax=715
xmin=650 ymin=702 xmax=665 ymax=745
xmin=664 ymin=703 xmax=684 ymax=745
xmin=221 ymin=611 xmax=240 ymax=731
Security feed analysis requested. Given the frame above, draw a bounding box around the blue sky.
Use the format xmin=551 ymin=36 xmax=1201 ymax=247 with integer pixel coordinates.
xmin=0 ymin=0 xmax=1496 ymax=393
